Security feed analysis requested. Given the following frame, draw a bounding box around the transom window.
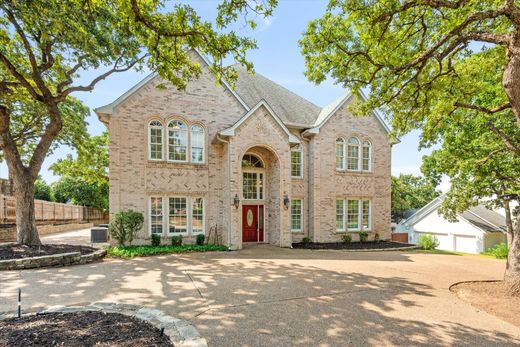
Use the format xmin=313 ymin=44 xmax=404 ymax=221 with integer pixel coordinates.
xmin=148 ymin=121 xmax=163 ymax=160
xmin=242 ymin=154 xmax=264 ymax=168
xmin=335 ymin=137 xmax=372 ymax=172
xmin=291 ymin=145 xmax=303 ymax=178
xmin=336 ymin=198 xmax=371 ymax=232
xmin=168 ymin=120 xmax=188 ymax=162
xmin=149 ymin=196 xmax=204 ymax=236
xmin=291 ymin=199 xmax=303 ymax=232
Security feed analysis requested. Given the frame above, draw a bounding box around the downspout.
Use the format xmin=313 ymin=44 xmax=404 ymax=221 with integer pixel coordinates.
xmin=216 ymin=134 xmax=233 ymax=250
xmin=301 ymin=130 xmax=313 ymax=240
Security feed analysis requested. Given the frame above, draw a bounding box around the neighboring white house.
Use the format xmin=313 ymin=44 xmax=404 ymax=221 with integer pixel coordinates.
xmin=397 ymin=196 xmax=507 ymax=254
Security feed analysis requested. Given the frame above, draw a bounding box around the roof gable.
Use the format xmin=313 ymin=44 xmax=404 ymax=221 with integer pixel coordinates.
xmin=219 ymin=100 xmax=300 ymax=145
xmin=94 ymin=49 xmax=249 ymax=120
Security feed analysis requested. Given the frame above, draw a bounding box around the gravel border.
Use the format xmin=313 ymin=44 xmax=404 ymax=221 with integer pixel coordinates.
xmin=0 ymin=249 xmax=106 ymax=270
xmin=0 ymin=303 xmax=207 ymax=347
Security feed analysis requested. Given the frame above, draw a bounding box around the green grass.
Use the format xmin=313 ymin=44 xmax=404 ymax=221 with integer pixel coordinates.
xmin=106 ymin=244 xmax=229 ymax=258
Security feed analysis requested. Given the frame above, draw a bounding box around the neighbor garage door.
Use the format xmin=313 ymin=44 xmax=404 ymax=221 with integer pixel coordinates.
xmin=416 ymin=232 xmax=452 ymax=251
xmin=454 ymin=235 xmax=477 ymax=254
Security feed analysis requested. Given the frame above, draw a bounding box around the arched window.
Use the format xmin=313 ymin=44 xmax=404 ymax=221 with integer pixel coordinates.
xmin=362 ymin=140 xmax=371 ymax=171
xmin=148 ymin=120 xmax=163 ymax=160
xmin=242 ymin=154 xmax=264 ymax=168
xmin=168 ymin=120 xmax=187 ymax=162
xmin=335 ymin=138 xmax=345 ymax=170
xmin=291 ymin=145 xmax=303 ymax=178
xmin=347 ymin=137 xmax=360 ymax=171
xmin=191 ymin=124 xmax=204 ymax=163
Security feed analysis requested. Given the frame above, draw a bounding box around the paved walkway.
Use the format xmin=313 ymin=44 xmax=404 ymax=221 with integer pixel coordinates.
xmin=41 ymin=228 xmax=96 ymax=246
xmin=1 ymin=245 xmax=519 ymax=346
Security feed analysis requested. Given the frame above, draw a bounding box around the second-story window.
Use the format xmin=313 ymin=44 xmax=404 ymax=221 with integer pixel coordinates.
xmin=168 ymin=120 xmax=188 ymax=162
xmin=362 ymin=141 xmax=371 ymax=171
xmin=335 ymin=138 xmax=345 ymax=170
xmin=347 ymin=137 xmax=360 ymax=171
xmin=191 ymin=124 xmax=204 ymax=163
xmin=291 ymin=145 xmax=303 ymax=178
xmin=148 ymin=120 xmax=163 ymax=160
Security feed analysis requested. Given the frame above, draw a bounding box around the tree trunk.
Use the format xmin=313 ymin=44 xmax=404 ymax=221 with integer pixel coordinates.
xmin=13 ymin=174 xmax=41 ymax=246
xmin=504 ymin=200 xmax=520 ymax=296
xmin=504 ymin=38 xmax=520 ymax=127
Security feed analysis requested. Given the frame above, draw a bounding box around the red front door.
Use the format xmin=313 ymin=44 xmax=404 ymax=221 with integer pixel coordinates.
xmin=242 ymin=205 xmax=264 ymax=242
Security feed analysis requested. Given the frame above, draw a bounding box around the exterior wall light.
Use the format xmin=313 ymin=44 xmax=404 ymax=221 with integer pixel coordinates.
xmin=283 ymin=194 xmax=290 ymax=210
xmin=233 ymin=194 xmax=240 ymax=209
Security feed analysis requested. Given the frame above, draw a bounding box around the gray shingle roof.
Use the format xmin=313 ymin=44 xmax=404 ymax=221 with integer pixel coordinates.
xmin=232 ymin=65 xmax=321 ymax=126
xmin=460 ymin=205 xmax=507 ymax=232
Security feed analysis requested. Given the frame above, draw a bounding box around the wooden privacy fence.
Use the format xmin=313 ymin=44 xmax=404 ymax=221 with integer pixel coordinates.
xmin=0 ymin=195 xmax=107 ymax=224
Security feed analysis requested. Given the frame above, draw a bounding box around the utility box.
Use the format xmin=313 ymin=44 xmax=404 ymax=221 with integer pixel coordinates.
xmin=91 ymin=227 xmax=108 ymax=243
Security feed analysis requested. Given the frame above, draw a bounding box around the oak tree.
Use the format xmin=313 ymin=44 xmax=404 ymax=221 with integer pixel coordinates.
xmin=301 ymin=0 xmax=520 ymax=294
xmin=0 ymin=0 xmax=276 ymax=245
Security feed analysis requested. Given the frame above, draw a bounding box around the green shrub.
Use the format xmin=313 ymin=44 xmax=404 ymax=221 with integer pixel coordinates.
xmin=108 ymin=210 xmax=144 ymax=247
xmin=358 ymin=231 xmax=369 ymax=242
xmin=151 ymin=234 xmax=161 ymax=247
xmin=171 ymin=235 xmax=183 ymax=246
xmin=196 ymin=234 xmax=205 ymax=245
xmin=106 ymin=244 xmax=229 ymax=258
xmin=418 ymin=234 xmax=439 ymax=250
xmin=483 ymin=242 xmax=508 ymax=259
xmin=302 ymin=236 xmax=311 ymax=245
xmin=341 ymin=234 xmax=352 ymax=244
xmin=374 ymin=232 xmax=380 ymax=242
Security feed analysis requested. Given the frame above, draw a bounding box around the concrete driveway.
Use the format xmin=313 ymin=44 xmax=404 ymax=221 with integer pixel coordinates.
xmin=1 ymin=245 xmax=519 ymax=346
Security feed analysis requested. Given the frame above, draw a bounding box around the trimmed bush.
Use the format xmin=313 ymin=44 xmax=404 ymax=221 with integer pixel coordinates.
xmin=108 ymin=210 xmax=144 ymax=247
xmin=418 ymin=234 xmax=439 ymax=250
xmin=358 ymin=231 xmax=369 ymax=242
xmin=302 ymin=236 xmax=311 ymax=245
xmin=196 ymin=234 xmax=205 ymax=245
xmin=483 ymin=242 xmax=508 ymax=259
xmin=106 ymin=244 xmax=229 ymax=258
xmin=171 ymin=235 xmax=183 ymax=246
xmin=341 ymin=234 xmax=352 ymax=244
xmin=151 ymin=234 xmax=161 ymax=247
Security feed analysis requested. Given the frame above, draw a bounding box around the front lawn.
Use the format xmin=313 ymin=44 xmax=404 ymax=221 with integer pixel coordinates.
xmin=407 ymin=249 xmax=504 ymax=259
xmin=106 ymin=244 xmax=229 ymax=258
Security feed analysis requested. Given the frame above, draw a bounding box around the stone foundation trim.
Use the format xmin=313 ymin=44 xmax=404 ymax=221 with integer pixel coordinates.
xmin=1 ymin=303 xmax=207 ymax=347
xmin=0 ymin=249 xmax=106 ymax=271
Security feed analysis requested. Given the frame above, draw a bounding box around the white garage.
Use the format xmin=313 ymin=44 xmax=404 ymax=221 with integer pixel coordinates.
xmin=397 ymin=197 xmax=507 ymax=254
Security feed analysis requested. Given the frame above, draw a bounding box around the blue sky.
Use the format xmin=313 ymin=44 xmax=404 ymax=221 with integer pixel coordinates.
xmin=1 ymin=0 xmax=434 ymax=185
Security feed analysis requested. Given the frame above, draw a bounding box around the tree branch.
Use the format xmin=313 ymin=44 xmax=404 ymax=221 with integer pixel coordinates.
xmin=485 ymin=120 xmax=520 ymax=157
xmin=454 ymin=102 xmax=512 ymax=114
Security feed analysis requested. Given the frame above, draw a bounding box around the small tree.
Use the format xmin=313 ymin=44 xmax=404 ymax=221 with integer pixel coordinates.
xmin=391 ymin=174 xmax=441 ymax=221
xmin=108 ymin=210 xmax=144 ymax=247
xmin=33 ymin=177 xmax=52 ymax=201
xmin=52 ymin=176 xmax=108 ymax=210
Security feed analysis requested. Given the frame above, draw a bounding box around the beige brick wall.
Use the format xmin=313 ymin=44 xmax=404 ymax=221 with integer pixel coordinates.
xmin=310 ymin=95 xmax=392 ymax=242
xmin=106 ymin=63 xmax=391 ymax=247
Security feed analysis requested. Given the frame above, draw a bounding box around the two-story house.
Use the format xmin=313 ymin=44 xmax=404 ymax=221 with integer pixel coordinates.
xmin=95 ymin=51 xmax=392 ymax=249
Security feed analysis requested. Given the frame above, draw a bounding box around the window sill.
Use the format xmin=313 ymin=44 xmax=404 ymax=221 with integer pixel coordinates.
xmin=291 ymin=230 xmax=304 ymax=233
xmin=146 ymin=161 xmax=208 ymax=169
xmin=291 ymin=176 xmax=304 ymax=180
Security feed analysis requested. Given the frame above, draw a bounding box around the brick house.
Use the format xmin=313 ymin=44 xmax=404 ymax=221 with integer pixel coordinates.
xmin=95 ymin=51 xmax=392 ymax=249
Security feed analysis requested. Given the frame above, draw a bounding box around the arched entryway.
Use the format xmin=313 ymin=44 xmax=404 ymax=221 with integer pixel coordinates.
xmin=240 ymin=146 xmax=281 ymax=245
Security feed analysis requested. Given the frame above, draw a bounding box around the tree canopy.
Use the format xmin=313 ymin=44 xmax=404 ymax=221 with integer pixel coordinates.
xmin=52 ymin=176 xmax=108 ymax=210
xmin=391 ymin=174 xmax=441 ymax=220
xmin=0 ymin=0 xmax=277 ymax=245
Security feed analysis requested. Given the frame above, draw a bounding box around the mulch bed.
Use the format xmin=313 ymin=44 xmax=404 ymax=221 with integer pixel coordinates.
xmin=0 ymin=244 xmax=97 ymax=260
xmin=292 ymin=240 xmax=416 ymax=250
xmin=0 ymin=311 xmax=173 ymax=346
xmin=451 ymin=281 xmax=520 ymax=328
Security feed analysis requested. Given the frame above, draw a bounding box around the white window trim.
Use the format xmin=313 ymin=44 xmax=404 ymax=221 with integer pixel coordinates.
xmin=362 ymin=141 xmax=372 ymax=172
xmin=190 ymin=124 xmax=205 ymax=164
xmin=167 ymin=120 xmax=189 ymax=163
xmin=347 ymin=137 xmax=361 ymax=172
xmin=291 ymin=199 xmax=304 ymax=232
xmin=148 ymin=121 xmax=164 ymax=161
xmin=167 ymin=196 xmax=189 ymax=236
xmin=242 ymin=169 xmax=265 ymax=201
xmin=191 ymin=196 xmax=205 ymax=235
xmin=335 ymin=138 xmax=346 ymax=171
xmin=291 ymin=145 xmax=304 ymax=178
xmin=336 ymin=199 xmax=346 ymax=232
xmin=149 ymin=196 xmax=165 ymax=235
xmin=336 ymin=198 xmax=372 ymax=232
